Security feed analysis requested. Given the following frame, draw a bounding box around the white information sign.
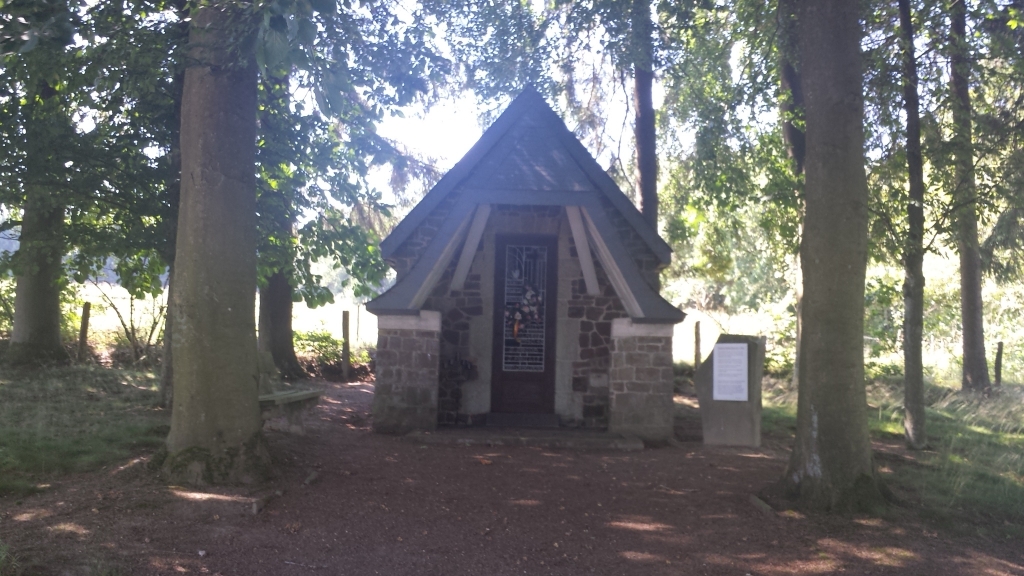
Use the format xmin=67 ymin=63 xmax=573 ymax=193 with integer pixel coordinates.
xmin=712 ymin=343 xmax=749 ymax=402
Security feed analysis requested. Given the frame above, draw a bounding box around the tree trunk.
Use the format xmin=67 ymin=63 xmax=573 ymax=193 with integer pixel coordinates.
xmin=781 ymin=0 xmax=886 ymax=512
xmin=8 ymin=189 xmax=68 ymax=365
xmin=8 ymin=101 xmax=70 ymax=366
xmin=258 ymin=271 xmax=304 ymax=378
xmin=631 ymin=0 xmax=658 ymax=230
xmin=898 ymin=0 xmax=927 ymax=449
xmin=950 ymin=0 xmax=990 ymax=392
xmin=163 ymin=3 xmax=268 ymax=484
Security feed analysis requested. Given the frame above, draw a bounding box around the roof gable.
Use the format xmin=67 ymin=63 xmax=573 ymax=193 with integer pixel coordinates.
xmin=461 ymin=111 xmax=595 ymax=192
xmin=380 ymin=88 xmax=670 ymax=264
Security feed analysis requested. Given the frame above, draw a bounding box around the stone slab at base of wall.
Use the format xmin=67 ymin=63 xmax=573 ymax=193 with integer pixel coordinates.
xmin=372 ymin=311 xmax=442 ymax=435
xmin=608 ymin=318 xmax=675 ymax=442
xmin=694 ymin=334 xmax=765 ymax=447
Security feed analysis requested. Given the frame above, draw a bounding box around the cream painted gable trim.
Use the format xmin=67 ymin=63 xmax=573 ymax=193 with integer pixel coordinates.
xmin=409 ymin=209 xmax=474 ymax=309
xmin=450 ymin=204 xmax=491 ymax=291
xmin=580 ymin=206 xmax=643 ymax=317
xmin=565 ymin=206 xmax=599 ymax=296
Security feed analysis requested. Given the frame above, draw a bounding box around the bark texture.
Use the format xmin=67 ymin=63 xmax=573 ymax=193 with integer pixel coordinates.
xmin=781 ymin=0 xmax=885 ymax=512
xmin=898 ymin=0 xmax=927 ymax=449
xmin=258 ymin=271 xmax=304 ymax=379
xmin=164 ymin=4 xmax=268 ymax=484
xmin=950 ymin=0 xmax=990 ymax=392
xmin=631 ymin=0 xmax=658 ymax=230
xmin=9 ymin=190 xmax=67 ymax=365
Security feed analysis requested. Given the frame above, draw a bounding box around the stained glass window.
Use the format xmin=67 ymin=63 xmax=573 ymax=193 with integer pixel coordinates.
xmin=502 ymin=245 xmax=547 ymax=372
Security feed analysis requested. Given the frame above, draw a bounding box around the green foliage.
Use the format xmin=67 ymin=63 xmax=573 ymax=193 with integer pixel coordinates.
xmin=0 ymin=0 xmax=183 ymax=293
xmin=0 ymin=275 xmax=14 ymax=336
xmin=864 ymin=271 xmax=903 ymax=357
xmin=657 ymin=2 xmax=803 ymax=314
xmin=294 ymin=329 xmax=344 ymax=365
xmin=255 ymin=75 xmax=390 ymax=306
xmin=251 ymin=0 xmax=452 ymax=305
xmin=2 ymin=0 xmax=441 ymax=317
xmin=0 ymin=366 xmax=167 ymax=497
xmin=761 ymin=303 xmax=797 ymax=376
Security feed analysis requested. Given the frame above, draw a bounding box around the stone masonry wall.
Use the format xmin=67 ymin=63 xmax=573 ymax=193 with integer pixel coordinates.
xmin=372 ymin=318 xmax=441 ymax=434
xmin=598 ymin=196 xmax=664 ymax=292
xmin=422 ymin=255 xmax=484 ymax=425
xmin=566 ymin=234 xmax=627 ymax=428
xmin=608 ymin=320 xmax=674 ymax=442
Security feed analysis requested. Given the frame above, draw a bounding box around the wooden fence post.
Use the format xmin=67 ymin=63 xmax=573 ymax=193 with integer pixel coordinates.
xmin=694 ymin=320 xmax=701 ymax=371
xmin=77 ymin=302 xmax=91 ymax=362
xmin=995 ymin=341 xmax=1004 ymax=387
xmin=342 ymin=310 xmax=351 ymax=382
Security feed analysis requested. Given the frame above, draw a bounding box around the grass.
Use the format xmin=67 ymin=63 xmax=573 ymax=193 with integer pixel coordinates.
xmin=0 ymin=538 xmax=18 ymax=576
xmin=867 ymin=381 xmax=1024 ymax=533
xmin=762 ymin=373 xmax=1024 ymax=533
xmin=0 ymin=365 xmax=168 ymax=498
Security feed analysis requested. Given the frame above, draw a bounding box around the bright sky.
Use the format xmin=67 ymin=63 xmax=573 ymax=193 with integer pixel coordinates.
xmin=376 ymin=91 xmax=488 ymax=172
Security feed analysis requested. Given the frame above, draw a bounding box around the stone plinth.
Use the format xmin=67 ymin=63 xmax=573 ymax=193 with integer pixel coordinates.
xmin=372 ymin=311 xmax=442 ymax=434
xmin=608 ymin=318 xmax=675 ymax=442
xmin=694 ymin=334 xmax=765 ymax=447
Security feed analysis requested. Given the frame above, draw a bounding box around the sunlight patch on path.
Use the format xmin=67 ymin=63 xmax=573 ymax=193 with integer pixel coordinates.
xmin=47 ymin=522 xmax=90 ymax=536
xmin=816 ymin=538 xmax=916 ymax=568
xmin=13 ymin=508 xmax=52 ymax=522
xmin=608 ymin=520 xmax=674 ymax=532
xmin=168 ymin=489 xmax=250 ymax=503
xmin=619 ymin=550 xmax=666 ymax=562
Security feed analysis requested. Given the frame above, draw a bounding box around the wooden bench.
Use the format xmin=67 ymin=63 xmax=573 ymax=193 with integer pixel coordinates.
xmin=259 ymin=389 xmax=323 ymax=435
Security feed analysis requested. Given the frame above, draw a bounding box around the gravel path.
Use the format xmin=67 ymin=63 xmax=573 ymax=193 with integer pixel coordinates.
xmin=1 ymin=380 xmax=1022 ymax=575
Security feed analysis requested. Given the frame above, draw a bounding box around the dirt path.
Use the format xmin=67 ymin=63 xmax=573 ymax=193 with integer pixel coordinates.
xmin=1 ymin=381 xmax=1022 ymax=575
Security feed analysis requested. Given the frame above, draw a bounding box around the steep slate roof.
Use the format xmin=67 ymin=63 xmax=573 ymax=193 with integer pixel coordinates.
xmin=369 ymin=89 xmax=683 ymax=324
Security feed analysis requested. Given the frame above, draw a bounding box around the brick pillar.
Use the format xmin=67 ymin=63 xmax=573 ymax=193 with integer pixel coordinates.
xmin=371 ymin=311 xmax=441 ymax=434
xmin=609 ymin=318 xmax=675 ymax=442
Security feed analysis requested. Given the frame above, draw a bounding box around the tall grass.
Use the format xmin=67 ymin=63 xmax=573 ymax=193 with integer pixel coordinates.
xmin=763 ymin=374 xmax=1024 ymax=529
xmin=0 ymin=366 xmax=168 ymax=498
xmin=0 ymin=538 xmax=17 ymax=576
xmin=870 ymin=381 xmax=1024 ymax=528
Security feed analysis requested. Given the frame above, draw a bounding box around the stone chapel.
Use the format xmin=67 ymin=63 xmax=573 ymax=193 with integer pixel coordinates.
xmin=366 ymin=88 xmax=684 ymax=441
